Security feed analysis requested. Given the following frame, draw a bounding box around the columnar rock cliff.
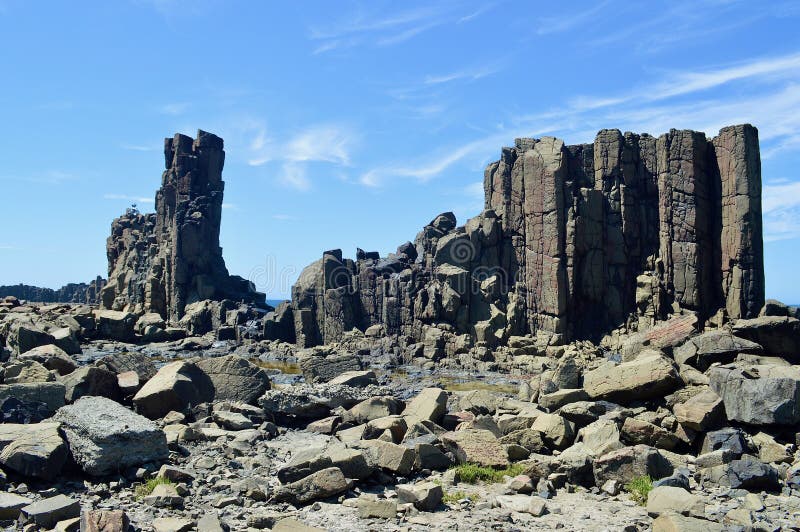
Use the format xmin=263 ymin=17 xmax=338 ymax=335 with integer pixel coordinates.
xmin=100 ymin=130 xmax=265 ymax=321
xmin=0 ymin=276 xmax=106 ymax=304
xmin=266 ymin=125 xmax=764 ymax=350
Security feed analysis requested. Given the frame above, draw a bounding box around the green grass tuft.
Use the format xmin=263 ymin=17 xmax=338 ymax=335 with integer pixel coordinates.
xmin=450 ymin=462 xmax=525 ymax=484
xmin=624 ymin=475 xmax=653 ymax=506
xmin=134 ymin=476 xmax=173 ymax=500
xmin=442 ymin=490 xmax=479 ymax=504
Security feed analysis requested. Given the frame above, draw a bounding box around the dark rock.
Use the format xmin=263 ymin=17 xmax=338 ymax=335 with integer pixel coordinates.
xmin=99 ymin=130 xmax=265 ymax=321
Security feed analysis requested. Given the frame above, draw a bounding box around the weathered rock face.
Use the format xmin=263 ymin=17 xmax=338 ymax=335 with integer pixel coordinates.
xmin=0 ymin=277 xmax=106 ymax=304
xmin=100 ymin=130 xmax=265 ymax=321
xmin=268 ymin=125 xmax=763 ymax=347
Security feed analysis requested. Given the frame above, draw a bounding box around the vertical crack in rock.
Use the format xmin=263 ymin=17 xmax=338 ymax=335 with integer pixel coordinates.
xmin=100 ymin=130 xmax=265 ymax=321
xmin=267 ymin=124 xmax=764 ymax=349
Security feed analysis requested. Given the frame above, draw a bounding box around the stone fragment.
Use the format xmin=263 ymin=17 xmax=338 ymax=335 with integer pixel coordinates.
xmin=646 ymin=486 xmax=705 ymax=518
xmin=402 ymin=387 xmax=448 ymax=423
xmin=0 ymin=382 xmax=65 ymax=414
xmin=652 ymin=513 xmax=724 ymax=532
xmin=80 ymin=510 xmax=130 ymax=532
xmin=440 ymin=429 xmax=509 ymax=467
xmin=674 ymin=330 xmax=762 ymax=370
xmin=593 ymin=444 xmax=673 ymax=485
xmin=702 ymin=455 xmax=779 ymax=490
xmin=272 ymin=467 xmax=350 ymax=505
xmin=397 ymin=481 xmax=443 ymax=511
xmin=732 ymin=315 xmax=800 ymax=361
xmin=672 ymin=388 xmax=724 ymax=431
xmin=360 ymin=439 xmax=416 ymax=475
xmin=19 ymin=495 xmax=80 ymax=529
xmin=59 ymin=366 xmax=121 ymax=402
xmin=0 ymin=491 xmax=32 ymax=519
xmin=328 ymin=370 xmax=377 ymax=387
xmin=144 ymin=483 xmax=183 ymax=508
xmin=0 ymin=422 xmax=66 ymax=480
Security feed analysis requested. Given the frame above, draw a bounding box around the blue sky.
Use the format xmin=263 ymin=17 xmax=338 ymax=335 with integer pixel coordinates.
xmin=1 ymin=1 xmax=799 ymax=301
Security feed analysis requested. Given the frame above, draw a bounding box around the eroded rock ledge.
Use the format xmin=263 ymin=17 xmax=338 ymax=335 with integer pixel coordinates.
xmin=100 ymin=130 xmax=265 ymax=321
xmin=266 ymin=124 xmax=764 ymax=350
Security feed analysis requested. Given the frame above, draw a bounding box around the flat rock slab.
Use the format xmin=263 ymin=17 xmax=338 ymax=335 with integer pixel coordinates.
xmin=20 ymin=494 xmax=80 ymax=529
xmin=54 ymin=396 xmax=168 ymax=476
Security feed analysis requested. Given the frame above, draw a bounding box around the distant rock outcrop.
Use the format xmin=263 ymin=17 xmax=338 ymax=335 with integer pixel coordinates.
xmin=265 ymin=125 xmax=764 ymax=350
xmin=100 ymin=130 xmax=265 ymax=321
xmin=0 ymin=276 xmax=106 ymax=304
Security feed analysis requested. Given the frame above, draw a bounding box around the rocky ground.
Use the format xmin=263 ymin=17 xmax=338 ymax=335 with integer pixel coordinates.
xmin=0 ymin=296 xmax=799 ymax=531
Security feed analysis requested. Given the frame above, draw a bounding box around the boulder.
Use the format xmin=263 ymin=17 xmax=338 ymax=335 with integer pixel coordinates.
xmin=397 ymin=481 xmax=443 ymax=511
xmin=593 ymin=444 xmax=673 ymax=485
xmin=0 ymin=396 xmax=50 ymax=423
xmin=646 ymin=486 xmax=705 ymax=518
xmin=94 ymin=310 xmax=137 ymax=342
xmin=95 ymin=351 xmax=157 ymax=381
xmin=709 ymin=364 xmax=800 ymax=425
xmin=194 ymin=355 xmax=271 ymax=404
xmin=272 ymin=467 xmax=350 ymax=505
xmin=673 ymin=388 xmax=724 ymax=431
xmin=328 ymin=370 xmax=377 ymax=387
xmin=259 ymin=383 xmax=387 ymax=419
xmin=577 ymin=418 xmax=624 ymax=456
xmin=583 ymin=351 xmax=681 ymax=402
xmin=2 ymin=359 xmax=53 ymax=384
xmin=133 ymin=361 xmax=213 ymax=419
xmin=347 ymin=396 xmax=404 ymax=424
xmin=621 ymin=418 xmax=680 ymax=450
xmin=732 ymin=315 xmax=800 ymax=361
xmin=652 ymin=513 xmax=724 ymax=532
xmin=0 ymin=382 xmax=65 ymax=414
xmin=19 ymin=495 xmax=80 ymax=529
xmin=674 ymin=330 xmax=761 ymax=370
xmin=440 ymin=429 xmax=509 ymax=468
xmin=81 ymin=510 xmax=130 ymax=532
xmin=530 ymin=413 xmax=575 ymax=450
xmin=299 ymin=352 xmax=362 ymax=383
xmin=13 ymin=324 xmax=55 ymax=354
xmin=18 ymin=344 xmax=76 ymax=375
xmin=700 ymin=428 xmax=748 ymax=456
xmin=360 ymin=439 xmax=416 ymax=475
xmin=702 ymin=455 xmax=779 ymax=490
xmin=402 ymin=387 xmax=448 ymax=423
xmin=59 ymin=366 xmax=121 ymax=402
xmin=53 ymin=396 xmax=168 ymax=476
xmin=0 ymin=492 xmax=32 ymax=519
xmin=0 ymin=422 xmax=67 ymax=480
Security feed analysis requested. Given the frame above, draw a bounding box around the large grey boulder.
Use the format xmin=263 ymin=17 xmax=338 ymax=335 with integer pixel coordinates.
xmin=194 ymin=354 xmax=271 ymax=404
xmin=0 ymin=382 xmax=65 ymax=414
xmin=0 ymin=422 xmax=67 ymax=480
xmin=593 ymin=444 xmax=673 ymax=485
xmin=298 ymin=352 xmax=361 ymax=383
xmin=702 ymin=455 xmax=780 ymax=490
xmin=18 ymin=344 xmax=76 ymax=375
xmin=54 ymin=396 xmax=168 ymax=476
xmin=258 ymin=383 xmax=387 ymax=419
xmin=583 ymin=351 xmax=681 ymax=402
xmin=59 ymin=366 xmax=121 ymax=403
xmin=94 ymin=310 xmax=137 ymax=342
xmin=95 ymin=351 xmax=157 ymax=381
xmin=674 ymin=330 xmax=762 ymax=370
xmin=709 ymin=364 xmax=800 ymax=425
xmin=12 ymin=324 xmax=55 ymax=354
xmin=272 ymin=467 xmax=350 ymax=505
xmin=133 ymin=361 xmax=213 ymax=419
xmin=732 ymin=315 xmax=800 ymax=361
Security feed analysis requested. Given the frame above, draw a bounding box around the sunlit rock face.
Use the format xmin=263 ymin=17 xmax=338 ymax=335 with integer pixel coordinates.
xmin=269 ymin=124 xmax=763 ymax=349
xmin=100 ymin=130 xmax=264 ymax=321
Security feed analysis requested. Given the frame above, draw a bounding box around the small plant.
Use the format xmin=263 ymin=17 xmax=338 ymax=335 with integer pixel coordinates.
xmin=134 ymin=476 xmax=173 ymax=500
xmin=624 ymin=475 xmax=653 ymax=506
xmin=442 ymin=490 xmax=479 ymax=504
xmin=450 ymin=462 xmax=525 ymax=484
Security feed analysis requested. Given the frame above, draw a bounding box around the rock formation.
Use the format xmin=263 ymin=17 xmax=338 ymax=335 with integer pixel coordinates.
xmin=266 ymin=125 xmax=764 ymax=349
xmin=0 ymin=276 xmax=106 ymax=304
xmin=100 ymin=130 xmax=265 ymax=321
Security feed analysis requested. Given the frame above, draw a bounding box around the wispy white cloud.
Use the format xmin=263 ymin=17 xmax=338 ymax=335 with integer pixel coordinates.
xmin=763 ymin=181 xmax=800 ymax=241
xmin=285 ymin=125 xmax=354 ymax=165
xmin=221 ymin=203 xmax=237 ymax=210
xmin=121 ymin=143 xmax=160 ymax=152
xmin=271 ymin=213 xmax=297 ymax=221
xmin=309 ymin=4 xmax=484 ymax=53
xmin=424 ymin=63 xmax=500 ymax=85
xmin=0 ymin=170 xmax=76 ymax=185
xmin=280 ymin=162 xmax=311 ymax=192
xmin=458 ymin=3 xmax=496 ymax=24
xmin=103 ymin=193 xmax=154 ymax=204
xmin=160 ymin=102 xmax=191 ymax=115
xmin=536 ymin=1 xmax=610 ymax=35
